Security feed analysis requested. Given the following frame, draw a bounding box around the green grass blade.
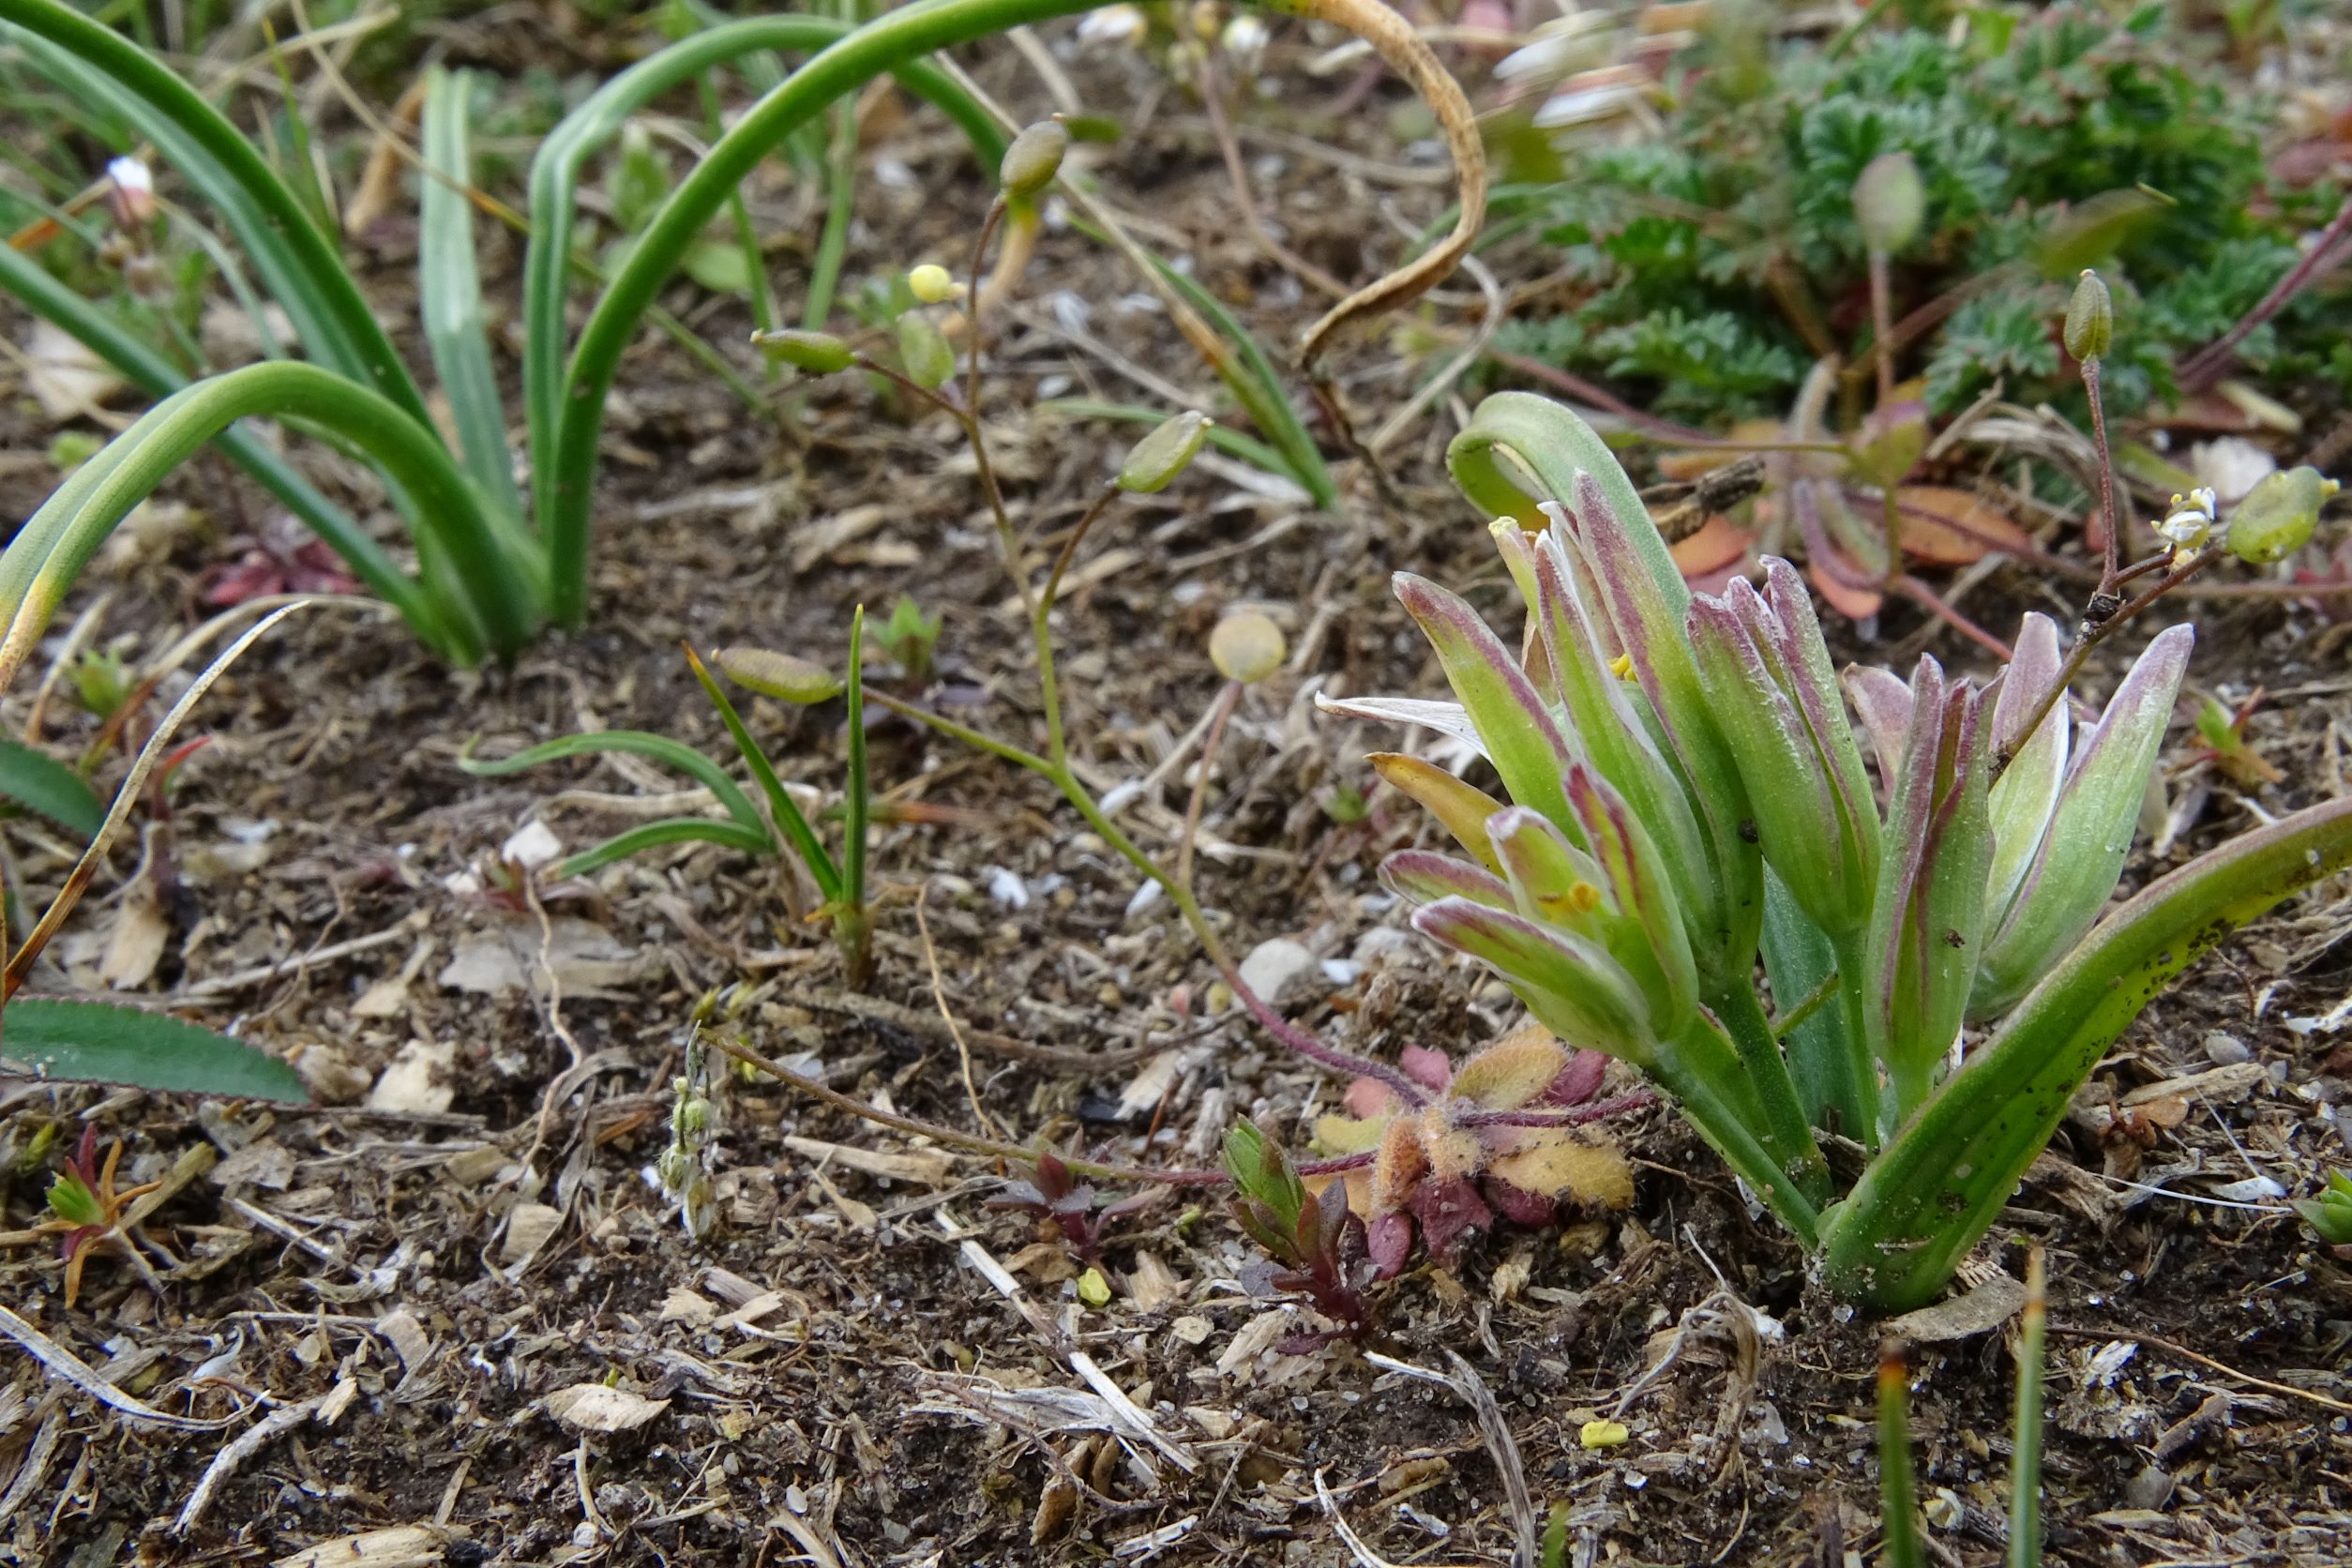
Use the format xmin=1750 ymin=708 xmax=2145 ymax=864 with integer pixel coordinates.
xmin=1877 ymin=1343 xmax=1926 ymax=1568
xmin=803 ymin=102 xmax=857 ymax=329
xmin=459 ymin=730 xmax=768 ymax=839
xmin=0 ymin=242 xmax=456 ymax=655
xmin=419 ymin=67 xmax=523 ymax=522
xmin=523 ymin=10 xmax=1012 ymax=534
xmin=1138 ymin=249 xmax=1334 ymax=507
xmin=0 ymin=0 xmax=430 ymax=422
xmin=554 ymin=818 xmax=776 ymax=880
xmin=1820 ymin=794 xmax=2352 ymax=1311
xmin=842 ymin=605 xmax=867 ymax=910
xmin=684 ymin=648 xmax=841 ymax=903
xmin=1040 ymin=399 xmax=1305 ymax=485
xmin=0 ymin=362 xmax=535 ymax=690
xmin=2008 ymin=1247 xmax=2046 ymax=1568
xmin=0 ymin=738 xmax=103 ymax=837
xmin=1 ymin=997 xmax=308 ymax=1100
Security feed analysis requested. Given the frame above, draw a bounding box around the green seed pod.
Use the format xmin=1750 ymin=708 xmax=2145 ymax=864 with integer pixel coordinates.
xmin=907 ymin=264 xmax=961 ymax=304
xmin=1209 ymin=610 xmax=1286 ymax=685
xmin=752 ymin=328 xmax=855 ymax=375
xmin=1116 ymin=410 xmax=1213 ymax=493
xmin=2064 ymin=270 xmax=2113 ymax=362
xmin=1000 ymin=119 xmax=1069 ymax=198
xmin=714 ymin=646 xmax=843 ymax=704
xmin=2226 ymin=466 xmax=2337 ymax=565
xmin=1852 ymin=151 xmax=1924 ymax=254
xmin=897 ymin=312 xmax=955 ymax=389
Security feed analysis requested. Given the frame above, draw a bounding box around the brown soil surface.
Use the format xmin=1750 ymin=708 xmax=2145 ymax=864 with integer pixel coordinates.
xmin=0 ymin=17 xmax=2348 ymax=1568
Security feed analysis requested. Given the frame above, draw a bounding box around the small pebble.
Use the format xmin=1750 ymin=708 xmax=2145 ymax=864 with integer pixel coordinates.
xmin=2204 ymin=1032 xmax=2252 ymax=1065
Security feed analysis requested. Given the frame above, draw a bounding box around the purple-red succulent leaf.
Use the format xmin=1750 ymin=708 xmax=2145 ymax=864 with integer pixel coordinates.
xmin=1393 ymin=573 xmax=1583 ymax=840
xmin=1561 ymin=771 xmax=1700 ymax=1034
xmin=1485 ymin=805 xmax=1607 ymax=927
xmin=1985 ymin=613 xmax=2072 ymax=929
xmin=1689 ymin=592 xmax=1872 ymax=936
xmin=1865 ymin=663 xmax=1995 ymax=1100
xmin=1366 ymin=1211 xmax=1413 ymax=1276
xmin=1844 ymin=664 xmax=1915 ymax=792
xmin=1530 ymin=530 xmax=1724 ymax=969
xmin=1756 ymin=560 xmax=1880 ymax=876
xmin=1381 ymin=849 xmax=1517 ymax=912
xmin=1485 ymin=1178 xmax=1560 ymax=1227
xmin=1971 ymin=625 xmax=2194 ymax=1021
xmin=1410 ymin=897 xmax=1654 ymax=1063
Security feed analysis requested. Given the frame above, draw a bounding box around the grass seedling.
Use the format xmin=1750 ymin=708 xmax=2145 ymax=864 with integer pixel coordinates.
xmin=461 ymin=612 xmax=875 ymax=987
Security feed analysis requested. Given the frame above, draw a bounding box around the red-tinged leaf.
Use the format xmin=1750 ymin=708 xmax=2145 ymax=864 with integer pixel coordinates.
xmin=1410 ymin=1175 xmax=1493 ymax=1260
xmin=1393 ymin=573 xmax=1580 ymax=837
xmin=1810 ymin=559 xmax=1884 ymax=621
xmin=1887 ymin=487 xmax=2034 ymax=565
xmin=1844 ymin=664 xmax=1915 ymax=792
xmin=1485 ymin=1177 xmax=1559 ymax=1226
xmin=1671 ymin=515 xmax=1753 ymax=580
xmin=1543 ymin=1048 xmax=1609 ymax=1107
xmin=1381 ymin=850 xmax=1515 ymax=911
xmin=1367 ymin=1211 xmax=1413 ymax=1275
xmin=1399 ymin=1045 xmax=1455 ymax=1093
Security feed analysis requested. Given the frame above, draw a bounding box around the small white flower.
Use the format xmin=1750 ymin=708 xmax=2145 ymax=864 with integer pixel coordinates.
xmin=1078 ymin=4 xmax=1145 ymax=47
xmin=1221 ymin=13 xmax=1268 ymax=66
xmin=2155 ymin=487 xmax=2218 ymax=550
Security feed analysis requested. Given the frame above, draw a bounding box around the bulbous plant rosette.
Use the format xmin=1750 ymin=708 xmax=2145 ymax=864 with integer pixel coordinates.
xmin=1310 ymin=1030 xmax=1630 ymax=1274
xmin=1304 ymin=391 xmax=2352 ymax=1314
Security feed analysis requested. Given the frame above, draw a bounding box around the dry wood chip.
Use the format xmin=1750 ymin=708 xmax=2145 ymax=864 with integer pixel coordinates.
xmin=778 ymin=1134 xmax=956 ymax=1186
xmin=2120 ymin=1062 xmax=2267 ymax=1107
xmin=544 ymin=1383 xmax=669 ymax=1434
xmin=372 ymin=1309 xmax=430 ymax=1374
xmin=498 ymin=1203 xmax=563 ymax=1268
xmin=1887 ymin=1273 xmax=2028 ymax=1342
xmin=659 ymin=1288 xmax=717 ymax=1327
xmin=270 ymin=1525 xmax=449 ymax=1567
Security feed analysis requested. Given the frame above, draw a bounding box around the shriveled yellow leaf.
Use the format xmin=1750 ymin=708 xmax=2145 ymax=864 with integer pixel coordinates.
xmin=1489 ymin=1134 xmax=1633 ymax=1210
xmin=1314 ymin=1111 xmax=1390 ymax=1155
xmin=1449 ymin=1032 xmax=1569 ymax=1111
xmin=1370 ymin=753 xmax=1504 ymax=873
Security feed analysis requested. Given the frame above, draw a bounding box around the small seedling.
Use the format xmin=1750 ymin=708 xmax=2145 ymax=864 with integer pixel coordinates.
xmin=988 ymin=1145 xmax=1156 ymax=1261
xmin=39 ymin=1125 xmax=159 ymax=1306
xmin=878 ymin=595 xmax=943 ymax=687
xmin=2297 ymin=1170 xmax=2352 ymax=1248
xmin=1224 ymin=1118 xmax=1375 ymax=1339
xmin=462 ymin=611 xmax=877 ymax=987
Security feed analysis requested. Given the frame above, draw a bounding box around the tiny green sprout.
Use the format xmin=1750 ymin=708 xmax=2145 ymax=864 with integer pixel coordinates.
xmin=2064 ymin=269 xmax=2114 ymax=362
xmin=47 ymin=430 xmax=102 ymax=474
xmin=44 ymin=1168 xmax=103 ymax=1229
xmin=1853 ymin=151 xmax=1924 ymax=254
xmin=1000 ymin=119 xmax=1069 ymax=199
xmin=880 ymin=594 xmax=943 ymax=685
xmin=715 ymin=646 xmax=844 ymax=704
xmin=1209 ymin=610 xmax=1285 ymax=685
xmin=2226 ymin=466 xmax=2335 ymax=565
xmin=1117 ymin=410 xmax=1213 ymax=493
xmin=1076 ymin=1266 xmax=1112 ymax=1307
xmin=70 ymin=646 xmax=130 ymax=718
xmin=1324 ymin=779 xmax=1369 ymax=826
xmin=897 ymin=312 xmax=956 ymax=389
xmin=609 ymin=122 xmax=671 ymax=234
xmin=2297 ymin=1169 xmax=2352 ymax=1246
xmin=907 ymin=264 xmax=962 ymax=305
xmin=1222 ymin=1116 xmax=1305 ymax=1242
xmin=752 ymin=329 xmax=855 ymax=375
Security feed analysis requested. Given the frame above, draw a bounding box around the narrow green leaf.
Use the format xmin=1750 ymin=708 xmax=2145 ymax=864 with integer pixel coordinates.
xmin=554 ymin=818 xmax=776 ymax=879
xmin=419 ymin=67 xmax=523 ymax=522
xmin=684 ymin=649 xmax=841 ymax=902
xmin=0 ymin=738 xmax=102 ymax=837
xmin=2 ymin=999 xmax=308 ymax=1101
xmin=459 ymin=730 xmax=768 ymax=840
